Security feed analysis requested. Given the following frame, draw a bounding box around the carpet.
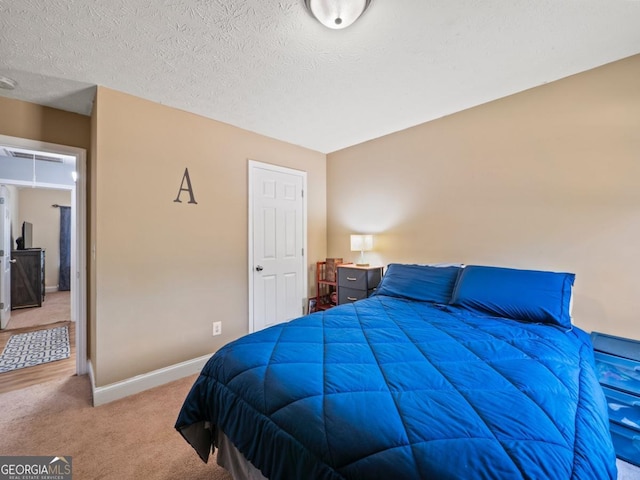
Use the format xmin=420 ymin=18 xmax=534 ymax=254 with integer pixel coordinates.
xmin=0 ymin=326 xmax=70 ymax=373
xmin=0 ymin=374 xmax=232 ymax=480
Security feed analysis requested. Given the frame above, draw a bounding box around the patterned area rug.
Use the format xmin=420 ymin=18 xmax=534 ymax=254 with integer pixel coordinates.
xmin=0 ymin=326 xmax=70 ymax=373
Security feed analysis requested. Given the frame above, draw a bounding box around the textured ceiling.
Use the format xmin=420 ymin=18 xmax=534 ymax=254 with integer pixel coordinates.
xmin=1 ymin=0 xmax=639 ymax=153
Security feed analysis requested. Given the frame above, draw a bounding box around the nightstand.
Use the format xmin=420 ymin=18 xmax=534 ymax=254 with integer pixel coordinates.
xmin=337 ymin=265 xmax=383 ymax=305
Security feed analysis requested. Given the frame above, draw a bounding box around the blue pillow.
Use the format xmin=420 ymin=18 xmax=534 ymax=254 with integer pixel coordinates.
xmin=374 ymin=264 xmax=462 ymax=304
xmin=450 ymin=265 xmax=575 ymax=328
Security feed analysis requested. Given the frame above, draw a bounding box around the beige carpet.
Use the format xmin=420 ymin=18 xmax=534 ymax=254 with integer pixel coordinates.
xmin=0 ymin=374 xmax=232 ymax=480
xmin=7 ymin=291 xmax=71 ymax=330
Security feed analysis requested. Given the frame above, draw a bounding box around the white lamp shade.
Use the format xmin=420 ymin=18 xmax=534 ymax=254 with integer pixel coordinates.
xmin=350 ymin=234 xmax=374 ymax=252
xmin=305 ymin=0 xmax=371 ymax=30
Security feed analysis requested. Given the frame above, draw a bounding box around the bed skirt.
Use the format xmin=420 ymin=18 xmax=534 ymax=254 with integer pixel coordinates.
xmin=216 ymin=428 xmax=268 ymax=480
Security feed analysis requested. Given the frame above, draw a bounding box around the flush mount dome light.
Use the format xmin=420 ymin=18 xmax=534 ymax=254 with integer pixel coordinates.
xmin=0 ymin=76 xmax=17 ymax=90
xmin=304 ymin=0 xmax=372 ymax=29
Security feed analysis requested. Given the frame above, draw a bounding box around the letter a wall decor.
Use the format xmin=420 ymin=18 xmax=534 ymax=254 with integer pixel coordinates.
xmin=174 ymin=167 xmax=198 ymax=204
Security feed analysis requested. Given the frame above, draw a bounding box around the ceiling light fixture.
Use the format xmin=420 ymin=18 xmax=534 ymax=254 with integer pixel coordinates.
xmin=304 ymin=0 xmax=372 ymax=30
xmin=0 ymin=76 xmax=17 ymax=90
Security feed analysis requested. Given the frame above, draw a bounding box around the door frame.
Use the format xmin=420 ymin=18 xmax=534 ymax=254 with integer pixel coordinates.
xmin=0 ymin=185 xmax=11 ymax=329
xmin=247 ymin=159 xmax=307 ymax=333
xmin=0 ymin=134 xmax=87 ymax=376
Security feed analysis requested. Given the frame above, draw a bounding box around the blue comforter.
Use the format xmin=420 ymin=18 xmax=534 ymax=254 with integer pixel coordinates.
xmin=176 ymin=296 xmax=617 ymax=479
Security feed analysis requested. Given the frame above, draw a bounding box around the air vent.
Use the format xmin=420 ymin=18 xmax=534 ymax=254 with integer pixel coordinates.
xmin=9 ymin=151 xmax=64 ymax=163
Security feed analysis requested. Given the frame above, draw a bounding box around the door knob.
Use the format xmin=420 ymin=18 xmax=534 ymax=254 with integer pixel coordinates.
xmin=256 ymin=265 xmax=264 ymax=272
xmin=9 ymin=259 xmax=16 ymax=263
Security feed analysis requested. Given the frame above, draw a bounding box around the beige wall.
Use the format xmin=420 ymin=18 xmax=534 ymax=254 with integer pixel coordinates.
xmin=17 ymin=188 xmax=72 ymax=289
xmin=327 ymin=54 xmax=640 ymax=339
xmin=92 ymin=87 xmax=327 ymax=386
xmin=0 ymin=96 xmax=91 ymax=152
xmin=3 ymin=52 xmax=637 ymax=389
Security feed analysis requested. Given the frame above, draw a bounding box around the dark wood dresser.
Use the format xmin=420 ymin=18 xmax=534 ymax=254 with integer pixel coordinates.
xmin=11 ymin=249 xmax=45 ymax=309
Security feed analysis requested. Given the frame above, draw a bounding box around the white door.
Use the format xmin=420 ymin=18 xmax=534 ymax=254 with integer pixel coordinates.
xmin=249 ymin=161 xmax=306 ymax=332
xmin=0 ymin=185 xmax=12 ymax=329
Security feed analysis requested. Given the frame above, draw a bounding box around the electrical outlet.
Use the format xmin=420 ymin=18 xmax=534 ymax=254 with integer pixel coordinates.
xmin=212 ymin=321 xmax=222 ymax=336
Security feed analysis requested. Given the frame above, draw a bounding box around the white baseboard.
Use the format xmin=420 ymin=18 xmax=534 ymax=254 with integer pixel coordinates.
xmin=45 ymin=286 xmax=59 ymax=293
xmin=89 ymin=354 xmax=211 ymax=407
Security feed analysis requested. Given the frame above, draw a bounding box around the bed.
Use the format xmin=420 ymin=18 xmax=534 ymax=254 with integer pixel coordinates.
xmin=175 ymin=264 xmax=617 ymax=479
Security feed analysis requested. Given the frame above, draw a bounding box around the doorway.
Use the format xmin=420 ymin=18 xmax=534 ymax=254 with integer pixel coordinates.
xmin=248 ymin=160 xmax=307 ymax=333
xmin=2 ymin=187 xmax=72 ymax=330
xmin=0 ymin=134 xmax=87 ymax=378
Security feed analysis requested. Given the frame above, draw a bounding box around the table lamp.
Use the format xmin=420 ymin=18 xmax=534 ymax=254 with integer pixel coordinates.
xmin=350 ymin=234 xmax=374 ymax=266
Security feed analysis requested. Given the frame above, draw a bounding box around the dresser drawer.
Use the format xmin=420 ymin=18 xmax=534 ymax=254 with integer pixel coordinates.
xmin=338 ymin=268 xmax=369 ymax=290
xmin=339 ymin=287 xmax=368 ymax=304
xmin=595 ymin=351 xmax=640 ymax=396
xmin=592 ymin=333 xmax=640 ymax=362
xmin=603 ymin=386 xmax=640 ymax=430
xmin=610 ymin=422 xmax=640 ymax=466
